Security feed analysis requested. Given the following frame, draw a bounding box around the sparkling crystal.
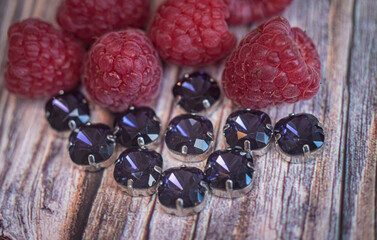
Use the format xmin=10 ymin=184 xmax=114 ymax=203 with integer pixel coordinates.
xmin=165 ymin=114 xmax=213 ymax=155
xmin=45 ymin=91 xmax=90 ymax=131
xmin=224 ymin=109 xmax=272 ymax=151
xmin=114 ymin=148 xmax=163 ymax=189
xmin=205 ymin=149 xmax=254 ymax=190
xmin=158 ymin=167 xmax=206 ymax=208
xmin=274 ymin=113 xmax=325 ymax=155
xmin=173 ymin=71 xmax=221 ymax=113
xmin=114 ymin=107 xmax=160 ymax=148
xmin=69 ymin=124 xmax=114 ymax=165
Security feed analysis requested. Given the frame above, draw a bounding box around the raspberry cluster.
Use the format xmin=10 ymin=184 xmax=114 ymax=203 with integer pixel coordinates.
xmin=149 ymin=0 xmax=236 ymax=66
xmin=5 ymin=18 xmax=83 ymax=98
xmin=82 ymin=30 xmax=163 ymax=112
xmin=222 ymin=17 xmax=321 ymax=109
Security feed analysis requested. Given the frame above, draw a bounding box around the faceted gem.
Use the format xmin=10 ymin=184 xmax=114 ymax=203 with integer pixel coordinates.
xmin=165 ymin=114 xmax=213 ymax=155
xmin=114 ymin=148 xmax=163 ymax=189
xmin=114 ymin=107 xmax=161 ymax=148
xmin=224 ymin=109 xmax=272 ymax=151
xmin=69 ymin=124 xmax=115 ymax=165
xmin=205 ymin=149 xmax=254 ymax=190
xmin=158 ymin=167 xmax=206 ymax=208
xmin=274 ymin=113 xmax=325 ymax=156
xmin=45 ymin=91 xmax=90 ymax=131
xmin=173 ymin=71 xmax=221 ymax=113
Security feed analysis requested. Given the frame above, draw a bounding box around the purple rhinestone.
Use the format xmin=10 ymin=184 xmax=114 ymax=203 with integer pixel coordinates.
xmin=173 ymin=71 xmax=221 ymax=113
xmin=205 ymin=149 xmax=254 ymax=190
xmin=114 ymin=107 xmax=160 ymax=148
xmin=114 ymin=148 xmax=163 ymax=189
xmin=69 ymin=124 xmax=115 ymax=165
xmin=274 ymin=113 xmax=324 ymax=156
xmin=224 ymin=109 xmax=272 ymax=151
xmin=158 ymin=167 xmax=206 ymax=208
xmin=165 ymin=114 xmax=213 ymax=155
xmin=45 ymin=91 xmax=90 ymax=131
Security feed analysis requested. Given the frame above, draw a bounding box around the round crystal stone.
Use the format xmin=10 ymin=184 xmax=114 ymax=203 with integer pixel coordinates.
xmin=173 ymin=71 xmax=221 ymax=113
xmin=274 ymin=113 xmax=325 ymax=156
xmin=114 ymin=107 xmax=160 ymax=148
xmin=68 ymin=124 xmax=115 ymax=165
xmin=114 ymin=148 xmax=163 ymax=189
xmin=165 ymin=114 xmax=213 ymax=155
xmin=45 ymin=91 xmax=90 ymax=131
xmin=158 ymin=167 xmax=206 ymax=208
xmin=224 ymin=109 xmax=272 ymax=152
xmin=205 ymin=149 xmax=254 ymax=190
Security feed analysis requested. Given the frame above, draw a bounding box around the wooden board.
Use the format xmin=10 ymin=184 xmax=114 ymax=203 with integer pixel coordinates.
xmin=0 ymin=0 xmax=376 ymax=239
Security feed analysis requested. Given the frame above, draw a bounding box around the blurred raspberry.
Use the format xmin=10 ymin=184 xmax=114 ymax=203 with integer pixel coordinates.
xmin=57 ymin=0 xmax=150 ymax=44
xmin=225 ymin=0 xmax=293 ymax=25
xmin=82 ymin=29 xmax=162 ymax=112
xmin=149 ymin=0 xmax=236 ymax=66
xmin=222 ymin=17 xmax=321 ymax=109
xmin=4 ymin=18 xmax=83 ymax=98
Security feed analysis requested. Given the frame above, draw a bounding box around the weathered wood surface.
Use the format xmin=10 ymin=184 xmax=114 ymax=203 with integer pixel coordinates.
xmin=0 ymin=0 xmax=376 ymax=239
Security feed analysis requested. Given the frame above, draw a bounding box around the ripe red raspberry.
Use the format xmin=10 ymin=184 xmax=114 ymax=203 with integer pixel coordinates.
xmin=4 ymin=18 xmax=84 ymax=98
xmin=148 ymin=0 xmax=237 ymax=66
xmin=222 ymin=17 xmax=321 ymax=109
xmin=225 ymin=0 xmax=293 ymax=25
xmin=82 ymin=29 xmax=162 ymax=112
xmin=57 ymin=0 xmax=150 ymax=44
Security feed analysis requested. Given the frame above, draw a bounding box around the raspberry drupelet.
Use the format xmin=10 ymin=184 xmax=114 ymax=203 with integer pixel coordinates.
xmin=149 ymin=0 xmax=237 ymax=66
xmin=222 ymin=17 xmax=321 ymax=109
xmin=82 ymin=29 xmax=163 ymax=112
xmin=5 ymin=18 xmax=84 ymax=98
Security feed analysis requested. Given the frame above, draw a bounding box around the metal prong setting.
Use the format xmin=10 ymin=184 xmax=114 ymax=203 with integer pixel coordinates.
xmin=138 ymin=136 xmax=146 ymax=149
xmin=119 ymin=171 xmax=161 ymax=197
xmin=202 ymin=99 xmax=211 ymax=109
xmin=107 ymin=134 xmax=115 ymax=142
xmin=181 ymin=145 xmax=188 ymax=155
xmin=289 ymin=113 xmax=295 ymax=117
xmin=158 ymin=179 xmax=210 ymax=216
xmin=244 ymin=140 xmax=251 ymax=152
xmin=68 ymin=120 xmax=77 ymax=130
xmin=209 ymin=169 xmax=257 ymax=199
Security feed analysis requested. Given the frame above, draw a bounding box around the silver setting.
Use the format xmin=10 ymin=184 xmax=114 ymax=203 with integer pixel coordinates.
xmin=68 ymin=120 xmax=77 ymax=130
xmin=159 ymin=180 xmax=210 ymax=216
xmin=202 ymin=99 xmax=211 ymax=109
xmin=208 ymin=167 xmax=257 ymax=199
xmin=165 ymin=137 xmax=215 ymax=163
xmin=106 ymin=134 xmax=115 ymax=142
xmin=118 ymin=175 xmax=160 ymax=197
xmin=274 ymin=116 xmax=325 ymax=163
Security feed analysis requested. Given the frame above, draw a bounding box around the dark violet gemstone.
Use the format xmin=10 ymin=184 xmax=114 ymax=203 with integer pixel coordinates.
xmin=158 ymin=167 xmax=206 ymax=208
xmin=114 ymin=107 xmax=160 ymax=148
xmin=224 ymin=109 xmax=272 ymax=151
xmin=114 ymin=148 xmax=163 ymax=189
xmin=274 ymin=113 xmax=325 ymax=156
xmin=45 ymin=91 xmax=90 ymax=131
xmin=69 ymin=124 xmax=114 ymax=165
xmin=173 ymin=71 xmax=221 ymax=113
xmin=205 ymin=149 xmax=254 ymax=190
xmin=165 ymin=114 xmax=213 ymax=155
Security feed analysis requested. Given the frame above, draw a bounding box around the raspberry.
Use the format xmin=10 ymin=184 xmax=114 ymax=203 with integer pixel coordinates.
xmin=82 ymin=29 xmax=162 ymax=112
xmin=225 ymin=0 xmax=293 ymax=25
xmin=57 ymin=0 xmax=150 ymax=44
xmin=4 ymin=18 xmax=84 ymax=98
xmin=222 ymin=17 xmax=321 ymax=109
xmin=148 ymin=0 xmax=237 ymax=66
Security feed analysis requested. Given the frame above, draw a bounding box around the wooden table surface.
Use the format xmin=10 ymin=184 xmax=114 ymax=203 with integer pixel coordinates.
xmin=0 ymin=0 xmax=376 ymax=239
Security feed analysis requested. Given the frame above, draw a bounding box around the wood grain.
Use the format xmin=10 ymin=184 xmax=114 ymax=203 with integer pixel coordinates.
xmin=0 ymin=0 xmax=376 ymax=240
